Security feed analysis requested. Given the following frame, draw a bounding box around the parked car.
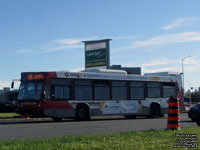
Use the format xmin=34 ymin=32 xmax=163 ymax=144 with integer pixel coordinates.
xmin=0 ymin=102 xmax=16 ymax=112
xmin=188 ymin=102 xmax=200 ymax=121
xmin=196 ymin=118 xmax=200 ymax=126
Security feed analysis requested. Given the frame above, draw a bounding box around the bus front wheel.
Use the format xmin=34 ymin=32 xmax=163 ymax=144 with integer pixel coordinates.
xmin=75 ymin=105 xmax=90 ymax=121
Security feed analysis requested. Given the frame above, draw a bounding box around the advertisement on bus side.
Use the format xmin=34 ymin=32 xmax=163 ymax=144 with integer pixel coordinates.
xmin=100 ymin=101 xmax=142 ymax=114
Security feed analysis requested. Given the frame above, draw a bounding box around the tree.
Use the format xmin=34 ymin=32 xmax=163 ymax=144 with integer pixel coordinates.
xmin=190 ymin=88 xmax=200 ymax=103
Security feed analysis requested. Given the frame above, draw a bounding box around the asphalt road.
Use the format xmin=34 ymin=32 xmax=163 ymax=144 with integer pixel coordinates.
xmin=0 ymin=113 xmax=198 ymax=140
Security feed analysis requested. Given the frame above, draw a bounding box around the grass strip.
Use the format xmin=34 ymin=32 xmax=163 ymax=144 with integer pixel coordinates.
xmin=0 ymin=127 xmax=199 ymax=150
xmin=0 ymin=113 xmax=20 ymax=118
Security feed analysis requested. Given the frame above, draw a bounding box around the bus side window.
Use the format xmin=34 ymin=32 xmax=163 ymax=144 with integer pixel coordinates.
xmin=147 ymin=82 xmax=161 ymax=98
xmin=54 ymin=85 xmax=70 ymax=99
xmin=44 ymin=84 xmax=50 ymax=99
xmin=111 ymin=81 xmax=127 ymax=100
xmin=75 ymin=80 xmax=92 ymax=100
xmin=51 ymin=79 xmax=71 ymax=100
xmin=94 ymin=80 xmax=110 ymax=100
xmin=130 ymin=82 xmax=144 ymax=100
xmin=163 ymin=83 xmax=176 ymax=98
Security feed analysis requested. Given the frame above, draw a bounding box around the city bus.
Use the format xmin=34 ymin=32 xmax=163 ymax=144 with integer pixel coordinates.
xmin=15 ymin=69 xmax=183 ymax=121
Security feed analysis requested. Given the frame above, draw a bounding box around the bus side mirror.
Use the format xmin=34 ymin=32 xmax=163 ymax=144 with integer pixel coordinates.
xmin=11 ymin=82 xmax=14 ymax=89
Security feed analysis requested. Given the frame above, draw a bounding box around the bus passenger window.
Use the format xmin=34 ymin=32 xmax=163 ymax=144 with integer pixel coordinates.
xmin=51 ymin=79 xmax=71 ymax=100
xmin=94 ymin=81 xmax=110 ymax=100
xmin=112 ymin=81 xmax=127 ymax=100
xmin=75 ymin=80 xmax=92 ymax=100
xmin=163 ymin=83 xmax=176 ymax=98
xmin=130 ymin=82 xmax=144 ymax=100
xmin=147 ymin=82 xmax=161 ymax=98
xmin=54 ymin=86 xmax=70 ymax=99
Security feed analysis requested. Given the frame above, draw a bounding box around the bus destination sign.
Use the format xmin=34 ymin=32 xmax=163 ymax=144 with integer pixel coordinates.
xmin=28 ymin=74 xmax=45 ymax=80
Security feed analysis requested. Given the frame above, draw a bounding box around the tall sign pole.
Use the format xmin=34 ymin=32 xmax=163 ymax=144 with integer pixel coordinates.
xmin=83 ymin=39 xmax=112 ymax=69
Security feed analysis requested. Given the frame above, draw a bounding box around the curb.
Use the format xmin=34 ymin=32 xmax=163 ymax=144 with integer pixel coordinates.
xmin=0 ymin=117 xmax=52 ymax=122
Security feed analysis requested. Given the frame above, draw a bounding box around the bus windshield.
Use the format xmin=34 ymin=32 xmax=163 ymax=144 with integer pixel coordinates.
xmin=18 ymin=81 xmax=42 ymax=100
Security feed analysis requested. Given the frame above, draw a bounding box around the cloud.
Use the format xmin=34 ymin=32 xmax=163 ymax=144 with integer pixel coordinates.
xmin=122 ymin=57 xmax=200 ymax=74
xmin=18 ymin=37 xmax=100 ymax=54
xmin=142 ymin=59 xmax=179 ymax=67
xmin=18 ymin=45 xmax=83 ymax=54
xmin=122 ymin=58 xmax=180 ymax=72
xmin=142 ymin=67 xmax=179 ymax=74
xmin=185 ymin=65 xmax=200 ymax=72
xmin=109 ymin=36 xmax=137 ymax=40
xmin=183 ymin=57 xmax=200 ymax=72
xmin=163 ymin=17 xmax=196 ymax=30
xmin=56 ymin=37 xmax=96 ymax=45
xmin=18 ymin=36 xmax=138 ymax=54
xmin=184 ymin=57 xmax=200 ymax=65
xmin=56 ymin=39 xmax=82 ymax=45
xmin=56 ymin=36 xmax=137 ymax=45
xmin=136 ymin=59 xmax=180 ymax=73
xmin=18 ymin=38 xmax=87 ymax=54
xmin=131 ymin=32 xmax=200 ymax=48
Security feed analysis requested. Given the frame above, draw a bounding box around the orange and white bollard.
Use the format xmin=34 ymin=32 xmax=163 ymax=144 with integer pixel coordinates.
xmin=167 ymin=96 xmax=180 ymax=130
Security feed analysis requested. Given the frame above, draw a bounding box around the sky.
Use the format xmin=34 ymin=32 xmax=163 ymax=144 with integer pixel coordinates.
xmin=0 ymin=0 xmax=200 ymax=91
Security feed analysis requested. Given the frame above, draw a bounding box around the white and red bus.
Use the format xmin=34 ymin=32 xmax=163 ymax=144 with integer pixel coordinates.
xmin=16 ymin=69 xmax=183 ymax=121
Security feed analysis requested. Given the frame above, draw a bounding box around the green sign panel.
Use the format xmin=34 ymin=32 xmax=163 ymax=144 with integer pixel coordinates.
xmin=85 ymin=49 xmax=106 ymax=68
xmin=83 ymin=39 xmax=111 ymax=69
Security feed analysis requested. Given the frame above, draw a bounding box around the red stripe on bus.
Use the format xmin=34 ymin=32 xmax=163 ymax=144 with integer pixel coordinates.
xmin=43 ymin=101 xmax=74 ymax=109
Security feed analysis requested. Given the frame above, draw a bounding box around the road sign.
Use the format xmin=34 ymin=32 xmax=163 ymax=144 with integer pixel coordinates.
xmin=83 ymin=39 xmax=111 ymax=69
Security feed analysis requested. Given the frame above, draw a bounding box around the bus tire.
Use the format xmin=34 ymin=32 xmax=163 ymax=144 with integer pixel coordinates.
xmin=149 ymin=103 xmax=161 ymax=118
xmin=52 ymin=117 xmax=62 ymax=122
xmin=75 ymin=105 xmax=90 ymax=121
xmin=160 ymin=114 xmax=164 ymax=117
xmin=124 ymin=115 xmax=136 ymax=119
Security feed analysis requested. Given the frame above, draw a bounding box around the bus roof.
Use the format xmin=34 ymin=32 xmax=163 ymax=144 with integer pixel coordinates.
xmin=144 ymin=72 xmax=181 ymax=76
xmin=55 ymin=69 xmax=181 ymax=83
xmin=20 ymin=69 xmax=181 ymax=83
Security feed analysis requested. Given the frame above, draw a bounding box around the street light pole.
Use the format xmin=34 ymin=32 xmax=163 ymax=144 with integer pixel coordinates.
xmin=181 ymin=55 xmax=191 ymax=94
xmin=182 ymin=58 xmax=184 ymax=93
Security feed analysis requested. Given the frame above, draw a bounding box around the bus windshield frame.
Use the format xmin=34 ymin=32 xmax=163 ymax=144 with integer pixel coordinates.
xmin=18 ymin=81 xmax=43 ymax=101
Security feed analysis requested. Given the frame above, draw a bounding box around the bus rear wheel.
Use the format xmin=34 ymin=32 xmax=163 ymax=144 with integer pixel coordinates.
xmin=124 ymin=115 xmax=136 ymax=119
xmin=75 ymin=105 xmax=90 ymax=121
xmin=52 ymin=117 xmax=62 ymax=122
